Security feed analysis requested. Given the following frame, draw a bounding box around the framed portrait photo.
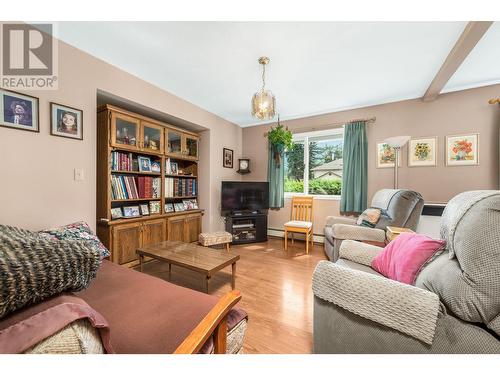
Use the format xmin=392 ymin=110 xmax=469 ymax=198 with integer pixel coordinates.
xmin=408 ymin=137 xmax=437 ymax=167
xmin=50 ymin=102 xmax=83 ymax=140
xmin=223 ymin=148 xmax=233 ymax=168
xmin=446 ymin=133 xmax=479 ymax=166
xmin=0 ymin=89 xmax=39 ymax=132
xmin=376 ymin=142 xmax=400 ymax=168
xmin=138 ymin=156 xmax=152 ymax=172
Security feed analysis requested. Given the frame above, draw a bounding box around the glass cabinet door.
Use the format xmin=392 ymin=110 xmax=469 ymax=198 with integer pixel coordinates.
xmin=185 ymin=135 xmax=199 ymax=160
xmin=111 ymin=112 xmax=140 ymax=150
xmin=166 ymin=129 xmax=183 ymax=156
xmin=141 ymin=122 xmax=164 ymax=154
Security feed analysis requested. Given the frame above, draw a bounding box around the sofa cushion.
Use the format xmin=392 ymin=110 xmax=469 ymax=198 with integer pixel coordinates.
xmin=284 ymin=220 xmax=312 ymax=228
xmin=40 ymin=221 xmax=110 ymax=258
xmin=371 ymin=233 xmax=446 ymax=285
xmin=0 ymin=225 xmax=101 ymax=319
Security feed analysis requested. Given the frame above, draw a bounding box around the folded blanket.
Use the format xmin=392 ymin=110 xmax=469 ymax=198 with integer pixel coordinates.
xmin=76 ymin=261 xmax=247 ymax=354
xmin=0 ymin=294 xmax=113 ymax=353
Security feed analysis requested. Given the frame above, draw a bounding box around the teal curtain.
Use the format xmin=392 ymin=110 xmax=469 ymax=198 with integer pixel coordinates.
xmin=340 ymin=121 xmax=368 ymax=214
xmin=268 ymin=143 xmax=285 ymax=208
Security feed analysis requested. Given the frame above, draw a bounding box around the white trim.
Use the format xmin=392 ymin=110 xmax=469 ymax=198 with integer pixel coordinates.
xmin=268 ymin=228 xmax=325 ymax=244
xmin=284 ymin=192 xmax=341 ymax=200
xmin=292 ymin=127 xmax=344 ymax=140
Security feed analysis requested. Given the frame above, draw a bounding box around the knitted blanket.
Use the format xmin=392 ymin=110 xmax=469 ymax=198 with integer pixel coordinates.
xmin=0 ymin=225 xmax=101 ymax=319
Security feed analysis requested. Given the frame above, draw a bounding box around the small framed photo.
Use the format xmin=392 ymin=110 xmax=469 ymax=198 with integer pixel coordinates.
xmin=408 ymin=137 xmax=437 ymax=167
xmin=149 ymin=201 xmax=161 ymax=214
xmin=174 ymin=202 xmax=186 ymax=212
xmin=376 ymin=142 xmax=400 ymax=168
xmin=139 ymin=204 xmax=149 ymax=215
xmin=151 ymin=161 xmax=161 ymax=173
xmin=223 ymin=148 xmax=233 ymax=168
xmin=165 ymin=203 xmax=174 ymax=213
xmin=123 ymin=206 xmax=141 ymax=218
xmin=111 ymin=207 xmax=123 ymax=219
xmin=50 ymin=102 xmax=83 ymax=140
xmin=191 ymin=199 xmax=199 ymax=209
xmin=183 ymin=200 xmax=194 ymax=210
xmin=170 ymin=162 xmax=178 ymax=175
xmin=138 ymin=156 xmax=152 ymax=172
xmin=446 ymin=134 xmax=479 ymax=166
xmin=0 ymin=89 xmax=39 ymax=133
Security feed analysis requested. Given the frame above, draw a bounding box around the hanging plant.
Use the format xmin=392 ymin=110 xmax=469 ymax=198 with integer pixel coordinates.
xmin=265 ymin=119 xmax=293 ymax=167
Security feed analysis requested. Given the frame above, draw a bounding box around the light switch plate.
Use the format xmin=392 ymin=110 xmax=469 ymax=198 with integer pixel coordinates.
xmin=74 ymin=168 xmax=85 ymax=181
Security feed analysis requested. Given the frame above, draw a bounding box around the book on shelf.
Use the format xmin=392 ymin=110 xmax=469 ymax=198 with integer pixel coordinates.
xmin=164 ymin=176 xmax=197 ymax=198
xmin=111 ymin=175 xmax=160 ymax=200
xmin=111 ymin=151 xmax=157 ymax=173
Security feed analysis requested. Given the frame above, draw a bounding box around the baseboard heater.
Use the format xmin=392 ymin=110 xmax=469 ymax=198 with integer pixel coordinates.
xmin=267 ymin=228 xmax=325 ymax=244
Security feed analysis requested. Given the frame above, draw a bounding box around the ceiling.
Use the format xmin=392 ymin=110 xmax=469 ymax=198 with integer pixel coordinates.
xmin=54 ymin=22 xmax=499 ymax=127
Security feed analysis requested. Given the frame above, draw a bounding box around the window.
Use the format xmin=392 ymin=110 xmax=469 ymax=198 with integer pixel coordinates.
xmin=284 ymin=128 xmax=343 ymax=196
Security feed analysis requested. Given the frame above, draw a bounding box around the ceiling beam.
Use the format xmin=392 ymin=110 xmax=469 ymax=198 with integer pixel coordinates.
xmin=422 ymin=21 xmax=493 ymax=102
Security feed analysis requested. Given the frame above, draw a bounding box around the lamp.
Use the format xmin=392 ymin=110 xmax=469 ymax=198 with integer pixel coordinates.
xmin=251 ymin=56 xmax=276 ymax=120
xmin=383 ymin=135 xmax=411 ymax=189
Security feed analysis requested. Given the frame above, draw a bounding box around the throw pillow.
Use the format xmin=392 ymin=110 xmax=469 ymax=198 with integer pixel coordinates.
xmin=40 ymin=221 xmax=110 ymax=258
xmin=356 ymin=208 xmax=381 ymax=228
xmin=0 ymin=226 xmax=101 ymax=319
xmin=371 ymin=232 xmax=446 ymax=285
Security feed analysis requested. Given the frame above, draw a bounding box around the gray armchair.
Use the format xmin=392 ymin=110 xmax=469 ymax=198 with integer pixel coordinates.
xmin=324 ymin=189 xmax=424 ymax=261
xmin=313 ymin=190 xmax=500 ymax=353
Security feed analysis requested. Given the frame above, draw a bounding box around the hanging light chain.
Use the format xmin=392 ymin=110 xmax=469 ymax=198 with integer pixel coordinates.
xmin=261 ymin=62 xmax=266 ymax=92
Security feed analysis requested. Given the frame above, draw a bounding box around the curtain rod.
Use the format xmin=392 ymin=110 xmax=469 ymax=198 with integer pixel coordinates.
xmin=290 ymin=116 xmax=376 ymax=134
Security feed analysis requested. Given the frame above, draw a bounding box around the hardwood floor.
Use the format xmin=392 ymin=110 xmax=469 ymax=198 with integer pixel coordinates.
xmin=137 ymin=237 xmax=327 ymax=354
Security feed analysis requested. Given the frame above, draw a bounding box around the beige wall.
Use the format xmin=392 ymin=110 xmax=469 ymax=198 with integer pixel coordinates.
xmin=0 ymin=29 xmax=242 ymax=231
xmin=243 ymin=84 xmax=500 ymax=235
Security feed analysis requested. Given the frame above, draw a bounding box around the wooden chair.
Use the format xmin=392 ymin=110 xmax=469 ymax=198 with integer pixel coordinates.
xmin=284 ymin=196 xmax=314 ymax=254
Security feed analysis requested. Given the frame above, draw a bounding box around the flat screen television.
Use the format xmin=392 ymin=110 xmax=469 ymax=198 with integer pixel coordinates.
xmin=221 ymin=181 xmax=269 ymax=214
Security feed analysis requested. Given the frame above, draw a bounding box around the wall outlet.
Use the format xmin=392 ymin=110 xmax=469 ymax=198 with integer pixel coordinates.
xmin=74 ymin=168 xmax=85 ymax=181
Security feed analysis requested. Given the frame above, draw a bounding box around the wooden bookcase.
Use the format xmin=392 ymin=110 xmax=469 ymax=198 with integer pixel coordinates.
xmin=96 ymin=104 xmax=203 ymax=267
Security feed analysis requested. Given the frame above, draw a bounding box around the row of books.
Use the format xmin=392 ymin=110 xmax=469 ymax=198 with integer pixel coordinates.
xmin=164 ymin=177 xmax=197 ymax=197
xmin=111 ymin=151 xmax=138 ymax=172
xmin=111 ymin=175 xmax=161 ymax=200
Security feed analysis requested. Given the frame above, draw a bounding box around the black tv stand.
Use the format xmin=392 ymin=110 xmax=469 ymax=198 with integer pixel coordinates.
xmin=225 ymin=212 xmax=267 ymax=244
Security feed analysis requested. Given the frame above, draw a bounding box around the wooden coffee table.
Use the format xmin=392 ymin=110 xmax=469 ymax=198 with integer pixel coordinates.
xmin=136 ymin=241 xmax=240 ymax=294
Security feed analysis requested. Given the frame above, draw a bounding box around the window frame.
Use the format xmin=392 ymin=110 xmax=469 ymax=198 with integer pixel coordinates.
xmin=284 ymin=127 xmax=344 ymax=200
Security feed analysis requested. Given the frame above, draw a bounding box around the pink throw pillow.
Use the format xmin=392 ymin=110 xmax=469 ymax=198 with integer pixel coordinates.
xmin=371 ymin=232 xmax=446 ymax=285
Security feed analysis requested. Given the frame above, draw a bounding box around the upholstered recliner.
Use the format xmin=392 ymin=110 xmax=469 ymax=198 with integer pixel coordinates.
xmin=313 ymin=190 xmax=500 ymax=353
xmin=324 ymin=189 xmax=424 ymax=261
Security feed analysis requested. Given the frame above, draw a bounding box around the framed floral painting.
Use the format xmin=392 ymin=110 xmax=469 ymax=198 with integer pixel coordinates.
xmin=446 ymin=134 xmax=479 ymax=166
xmin=376 ymin=142 xmax=400 ymax=168
xmin=408 ymin=137 xmax=437 ymax=167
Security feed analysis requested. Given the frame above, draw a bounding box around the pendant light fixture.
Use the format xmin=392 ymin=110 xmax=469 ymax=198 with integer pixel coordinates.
xmin=251 ymin=56 xmax=276 ymax=120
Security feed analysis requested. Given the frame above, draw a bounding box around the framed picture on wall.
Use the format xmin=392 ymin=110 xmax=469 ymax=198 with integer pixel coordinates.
xmin=0 ymin=89 xmax=39 ymax=133
xmin=408 ymin=137 xmax=437 ymax=167
xmin=223 ymin=148 xmax=233 ymax=168
xmin=50 ymin=102 xmax=83 ymax=140
xmin=445 ymin=134 xmax=479 ymax=166
xmin=376 ymin=142 xmax=400 ymax=168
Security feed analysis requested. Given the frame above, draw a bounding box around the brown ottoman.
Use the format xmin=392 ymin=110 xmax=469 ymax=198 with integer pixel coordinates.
xmin=198 ymin=231 xmax=232 ymax=252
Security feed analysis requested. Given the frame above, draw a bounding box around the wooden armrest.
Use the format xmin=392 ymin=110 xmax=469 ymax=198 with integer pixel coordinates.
xmin=174 ymin=290 xmax=242 ymax=354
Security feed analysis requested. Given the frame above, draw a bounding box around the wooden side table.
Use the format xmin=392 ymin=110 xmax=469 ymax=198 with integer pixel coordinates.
xmin=386 ymin=226 xmax=415 ymax=243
